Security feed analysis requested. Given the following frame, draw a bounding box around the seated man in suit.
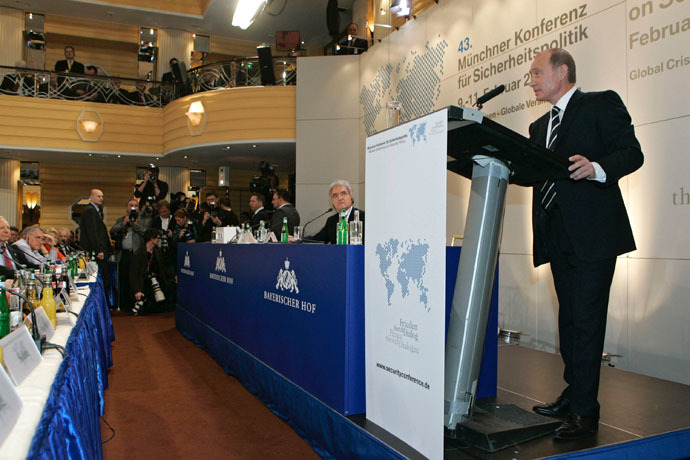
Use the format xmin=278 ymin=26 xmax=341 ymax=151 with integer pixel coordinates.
xmin=336 ymin=23 xmax=368 ymax=55
xmin=0 ymin=217 xmax=19 ymax=279
xmin=310 ymin=180 xmax=364 ymax=244
xmin=54 ymin=45 xmax=85 ymax=74
xmin=1 ymin=60 xmax=36 ymax=96
xmin=11 ymin=225 xmax=47 ymax=269
xmin=270 ymin=189 xmax=300 ymax=237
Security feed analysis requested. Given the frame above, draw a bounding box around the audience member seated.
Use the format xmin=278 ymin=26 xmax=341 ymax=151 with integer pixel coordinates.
xmin=0 ymin=217 xmax=19 ymax=279
xmin=9 ymin=226 xmax=19 ymax=244
xmin=43 ymin=229 xmax=66 ymax=261
xmin=336 ymin=23 xmax=369 ymax=55
xmin=130 ymin=229 xmax=175 ymax=315
xmin=1 ymin=60 xmax=36 ymax=96
xmin=249 ymin=193 xmax=270 ymax=230
xmin=57 ymin=228 xmax=74 ymax=255
xmin=309 ymin=180 xmax=365 ymax=244
xmin=55 ymin=45 xmax=85 ymax=74
xmin=127 ymin=80 xmax=155 ymax=105
xmin=11 ymin=225 xmax=47 ymax=269
xmin=270 ymin=189 xmax=300 ymax=237
xmin=106 ymin=77 xmax=129 ymax=104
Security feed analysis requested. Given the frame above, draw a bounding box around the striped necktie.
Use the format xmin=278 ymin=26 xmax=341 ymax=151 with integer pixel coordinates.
xmin=540 ymin=106 xmax=561 ymax=212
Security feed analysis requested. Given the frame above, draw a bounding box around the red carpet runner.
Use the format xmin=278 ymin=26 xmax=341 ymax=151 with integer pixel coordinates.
xmin=101 ymin=312 xmax=320 ymax=459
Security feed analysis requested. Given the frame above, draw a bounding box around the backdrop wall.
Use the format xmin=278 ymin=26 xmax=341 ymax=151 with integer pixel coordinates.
xmin=352 ymin=0 xmax=689 ymax=384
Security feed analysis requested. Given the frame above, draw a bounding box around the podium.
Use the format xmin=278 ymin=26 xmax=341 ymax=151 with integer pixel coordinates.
xmin=444 ymin=106 xmax=570 ymax=450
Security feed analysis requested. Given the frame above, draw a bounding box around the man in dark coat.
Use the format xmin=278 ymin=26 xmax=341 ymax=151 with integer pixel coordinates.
xmin=527 ymin=48 xmax=643 ymax=440
xmin=79 ymin=189 xmax=112 ymax=298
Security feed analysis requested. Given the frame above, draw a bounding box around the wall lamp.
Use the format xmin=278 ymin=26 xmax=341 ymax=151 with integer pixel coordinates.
xmin=76 ymin=109 xmax=104 ymax=142
xmin=185 ymin=100 xmax=207 ymax=136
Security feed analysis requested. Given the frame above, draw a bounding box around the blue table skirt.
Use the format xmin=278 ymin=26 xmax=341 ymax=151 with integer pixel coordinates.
xmin=26 ymin=275 xmax=115 ymax=460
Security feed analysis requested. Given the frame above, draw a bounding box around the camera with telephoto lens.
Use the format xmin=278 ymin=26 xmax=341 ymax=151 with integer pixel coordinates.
xmin=128 ymin=206 xmax=138 ymax=222
xmin=149 ymin=274 xmax=165 ymax=303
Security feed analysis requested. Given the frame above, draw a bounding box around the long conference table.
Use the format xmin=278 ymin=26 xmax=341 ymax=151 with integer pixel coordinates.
xmin=0 ymin=274 xmax=114 ymax=460
xmin=176 ymin=243 xmax=498 ymax=457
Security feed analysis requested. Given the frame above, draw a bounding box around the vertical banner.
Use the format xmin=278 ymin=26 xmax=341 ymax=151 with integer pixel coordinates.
xmin=365 ymin=109 xmax=447 ymax=460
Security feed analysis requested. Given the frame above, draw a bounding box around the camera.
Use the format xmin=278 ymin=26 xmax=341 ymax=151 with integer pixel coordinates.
xmin=249 ymin=161 xmax=279 ymax=206
xmin=128 ymin=206 xmax=138 ymax=222
xmin=208 ymin=200 xmax=218 ymax=217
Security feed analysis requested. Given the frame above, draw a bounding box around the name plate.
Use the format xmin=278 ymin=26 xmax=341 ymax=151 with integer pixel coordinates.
xmin=0 ymin=365 xmax=23 ymax=446
xmin=34 ymin=306 xmax=56 ymax=342
xmin=0 ymin=326 xmax=42 ymax=386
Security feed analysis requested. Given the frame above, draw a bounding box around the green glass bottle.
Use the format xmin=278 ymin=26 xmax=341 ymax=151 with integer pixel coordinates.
xmin=337 ymin=211 xmax=348 ymax=245
xmin=281 ymin=217 xmax=289 ymax=243
xmin=0 ymin=276 xmax=10 ymax=338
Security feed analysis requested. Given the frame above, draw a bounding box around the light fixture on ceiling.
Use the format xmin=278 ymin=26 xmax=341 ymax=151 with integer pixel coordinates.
xmin=391 ymin=0 xmax=411 ymax=17
xmin=232 ymin=0 xmax=267 ymax=30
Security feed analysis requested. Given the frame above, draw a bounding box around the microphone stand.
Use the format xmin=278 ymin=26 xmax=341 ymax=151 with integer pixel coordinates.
xmin=2 ymin=287 xmax=44 ymax=353
xmin=302 ymin=208 xmax=333 ymax=238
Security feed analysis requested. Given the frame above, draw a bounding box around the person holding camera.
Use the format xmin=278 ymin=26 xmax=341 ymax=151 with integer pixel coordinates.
xmin=198 ymin=191 xmax=234 ymax=242
xmin=134 ymin=165 xmax=169 ymax=208
xmin=110 ymin=198 xmax=148 ymax=312
xmin=172 ymin=209 xmax=198 ymax=245
xmin=130 ymin=229 xmax=175 ymax=315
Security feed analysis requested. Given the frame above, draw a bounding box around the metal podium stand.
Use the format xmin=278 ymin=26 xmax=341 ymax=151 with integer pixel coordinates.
xmin=443 ymin=106 xmax=570 ymax=451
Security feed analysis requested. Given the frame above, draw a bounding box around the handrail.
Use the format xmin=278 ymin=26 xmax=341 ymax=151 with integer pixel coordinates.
xmin=0 ymin=56 xmax=298 ymax=107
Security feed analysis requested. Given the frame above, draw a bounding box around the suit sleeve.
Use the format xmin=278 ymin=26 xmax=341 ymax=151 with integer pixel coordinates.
xmin=270 ymin=209 xmax=284 ymax=235
xmin=593 ymin=91 xmax=644 ymax=185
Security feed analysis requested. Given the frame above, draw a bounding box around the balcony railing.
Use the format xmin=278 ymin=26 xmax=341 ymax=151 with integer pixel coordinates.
xmin=0 ymin=57 xmax=297 ymax=107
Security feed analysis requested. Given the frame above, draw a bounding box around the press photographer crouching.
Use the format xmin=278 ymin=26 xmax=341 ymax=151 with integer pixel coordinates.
xmin=130 ymin=229 xmax=175 ymax=315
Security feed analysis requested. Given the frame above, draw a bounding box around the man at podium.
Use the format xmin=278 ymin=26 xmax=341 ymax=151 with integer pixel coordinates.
xmin=527 ymin=48 xmax=643 ymax=440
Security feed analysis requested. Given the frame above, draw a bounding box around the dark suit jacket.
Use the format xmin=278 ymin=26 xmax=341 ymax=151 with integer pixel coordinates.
xmin=270 ymin=204 xmax=300 ymax=236
xmin=311 ymin=209 xmax=365 ymax=244
xmin=530 ymin=89 xmax=643 ymax=267
xmin=250 ymin=208 xmax=271 ymax=229
xmin=1 ymin=245 xmax=20 ymax=278
xmin=336 ymin=37 xmax=368 ymax=55
xmin=79 ymin=203 xmax=111 ymax=257
xmin=55 ymin=59 xmax=85 ymax=74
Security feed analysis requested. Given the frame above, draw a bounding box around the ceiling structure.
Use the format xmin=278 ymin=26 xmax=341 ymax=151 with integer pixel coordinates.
xmin=0 ymin=0 xmax=356 ymax=49
xmin=0 ymin=0 xmax=371 ymax=172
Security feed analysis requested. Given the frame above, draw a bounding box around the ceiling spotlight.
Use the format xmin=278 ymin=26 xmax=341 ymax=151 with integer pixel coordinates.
xmin=117 ymin=155 xmax=121 ymax=158
xmin=184 ymin=155 xmax=188 ymax=159
xmin=225 ymin=146 xmax=231 ymax=150
xmin=391 ymin=0 xmax=411 ymax=17
xmin=232 ymin=0 xmax=267 ymax=30
xmin=252 ymin=144 xmax=257 ymax=148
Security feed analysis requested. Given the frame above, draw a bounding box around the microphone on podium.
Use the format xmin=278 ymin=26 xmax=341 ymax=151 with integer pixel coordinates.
xmin=302 ymin=207 xmax=333 ymax=237
xmin=475 ymin=84 xmax=506 ymax=110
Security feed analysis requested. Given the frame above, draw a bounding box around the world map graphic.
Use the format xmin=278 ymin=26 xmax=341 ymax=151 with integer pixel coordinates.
xmin=375 ymin=238 xmax=430 ymax=310
xmin=360 ymin=37 xmax=449 ymax=137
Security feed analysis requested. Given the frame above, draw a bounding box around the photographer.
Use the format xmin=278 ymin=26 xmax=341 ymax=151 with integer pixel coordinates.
xmin=110 ymin=198 xmax=147 ymax=312
xmin=130 ymin=229 xmax=175 ymax=315
xmin=172 ymin=209 xmax=198 ymax=245
xmin=198 ymin=191 xmax=233 ymax=242
xmin=134 ymin=165 xmax=169 ymax=208
xmin=151 ymin=200 xmax=174 ymax=270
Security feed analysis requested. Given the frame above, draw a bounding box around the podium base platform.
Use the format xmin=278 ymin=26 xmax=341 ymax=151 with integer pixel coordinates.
xmin=446 ymin=402 xmax=561 ymax=452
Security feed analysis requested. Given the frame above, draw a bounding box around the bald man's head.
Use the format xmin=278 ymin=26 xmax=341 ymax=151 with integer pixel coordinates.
xmin=90 ymin=189 xmax=104 ymax=206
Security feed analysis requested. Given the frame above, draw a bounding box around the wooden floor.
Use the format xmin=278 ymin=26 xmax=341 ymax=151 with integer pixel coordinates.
xmin=352 ymin=344 xmax=690 ymax=459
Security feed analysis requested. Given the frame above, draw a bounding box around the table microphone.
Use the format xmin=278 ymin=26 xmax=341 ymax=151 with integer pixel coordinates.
xmin=302 ymin=208 xmax=333 ymax=237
